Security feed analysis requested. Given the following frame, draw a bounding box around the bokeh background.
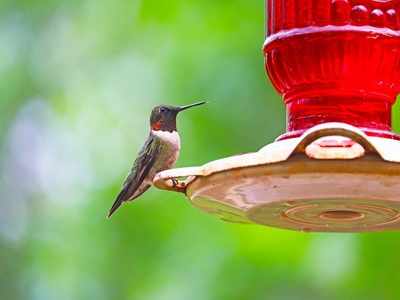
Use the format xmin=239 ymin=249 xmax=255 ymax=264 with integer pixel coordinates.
xmin=2 ymin=1 xmax=400 ymax=299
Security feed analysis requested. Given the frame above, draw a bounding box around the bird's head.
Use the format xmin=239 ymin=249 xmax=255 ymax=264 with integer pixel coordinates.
xmin=150 ymin=101 xmax=206 ymax=132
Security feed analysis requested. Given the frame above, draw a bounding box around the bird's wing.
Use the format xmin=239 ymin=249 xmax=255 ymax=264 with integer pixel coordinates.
xmin=108 ymin=134 xmax=161 ymax=217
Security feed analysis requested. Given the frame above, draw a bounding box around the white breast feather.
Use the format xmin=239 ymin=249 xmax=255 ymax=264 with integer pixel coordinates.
xmin=151 ymin=130 xmax=181 ymax=150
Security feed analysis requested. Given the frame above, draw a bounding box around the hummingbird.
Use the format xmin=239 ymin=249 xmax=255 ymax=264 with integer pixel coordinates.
xmin=108 ymin=101 xmax=206 ymax=217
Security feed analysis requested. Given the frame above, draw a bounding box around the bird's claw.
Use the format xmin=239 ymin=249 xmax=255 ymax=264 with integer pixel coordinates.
xmin=171 ymin=178 xmax=179 ymax=188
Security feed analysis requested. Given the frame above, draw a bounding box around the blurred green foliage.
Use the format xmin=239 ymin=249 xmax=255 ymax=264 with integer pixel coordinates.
xmin=1 ymin=1 xmax=400 ymax=300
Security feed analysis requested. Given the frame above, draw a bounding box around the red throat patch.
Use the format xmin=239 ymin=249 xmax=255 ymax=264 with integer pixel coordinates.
xmin=152 ymin=121 xmax=162 ymax=131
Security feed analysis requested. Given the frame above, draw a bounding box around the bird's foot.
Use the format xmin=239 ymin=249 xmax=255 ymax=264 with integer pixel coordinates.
xmin=171 ymin=178 xmax=179 ymax=188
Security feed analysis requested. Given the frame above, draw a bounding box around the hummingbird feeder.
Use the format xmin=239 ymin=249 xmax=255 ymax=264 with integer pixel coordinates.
xmin=154 ymin=0 xmax=400 ymax=232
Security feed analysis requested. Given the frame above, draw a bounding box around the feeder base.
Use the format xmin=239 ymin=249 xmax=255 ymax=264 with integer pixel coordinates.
xmin=154 ymin=123 xmax=400 ymax=232
xmin=188 ymin=155 xmax=400 ymax=232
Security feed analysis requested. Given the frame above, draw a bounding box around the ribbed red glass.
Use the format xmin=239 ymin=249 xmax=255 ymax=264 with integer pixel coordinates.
xmin=264 ymin=0 xmax=400 ymax=140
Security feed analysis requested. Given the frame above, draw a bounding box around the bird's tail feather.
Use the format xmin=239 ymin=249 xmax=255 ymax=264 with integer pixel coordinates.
xmin=107 ymin=198 xmax=123 ymax=218
xmin=107 ymin=188 xmax=129 ymax=218
xmin=107 ymin=184 xmax=151 ymax=218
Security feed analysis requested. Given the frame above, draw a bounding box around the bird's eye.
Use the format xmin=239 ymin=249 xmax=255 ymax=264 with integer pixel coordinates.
xmin=160 ymin=107 xmax=166 ymax=113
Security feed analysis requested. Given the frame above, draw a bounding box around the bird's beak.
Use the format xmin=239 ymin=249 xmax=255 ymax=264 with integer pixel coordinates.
xmin=177 ymin=101 xmax=206 ymax=112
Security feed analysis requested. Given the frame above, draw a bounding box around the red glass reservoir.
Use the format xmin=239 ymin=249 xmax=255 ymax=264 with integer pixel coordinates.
xmin=264 ymin=0 xmax=400 ymax=140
